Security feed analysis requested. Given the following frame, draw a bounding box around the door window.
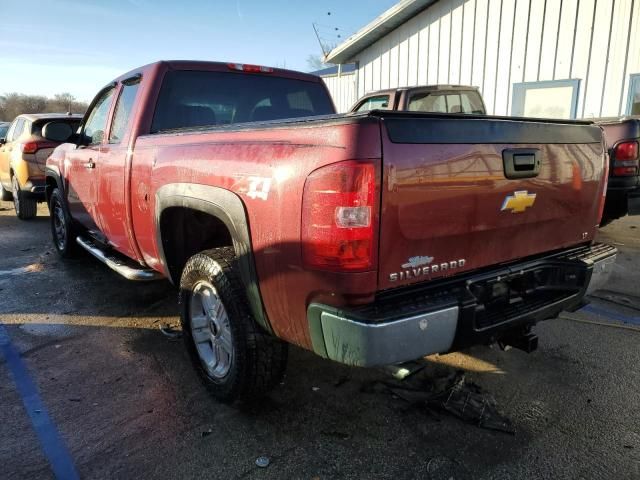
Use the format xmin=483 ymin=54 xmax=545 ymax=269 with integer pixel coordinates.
xmin=9 ymin=118 xmax=25 ymax=142
xmin=83 ymin=88 xmax=116 ymax=145
xmin=109 ymin=79 xmax=141 ymax=143
xmin=627 ymin=74 xmax=640 ymax=115
xmin=355 ymin=95 xmax=390 ymax=112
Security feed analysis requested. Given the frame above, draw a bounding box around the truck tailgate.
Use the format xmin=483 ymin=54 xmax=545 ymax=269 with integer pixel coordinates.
xmin=377 ymin=114 xmax=605 ymax=290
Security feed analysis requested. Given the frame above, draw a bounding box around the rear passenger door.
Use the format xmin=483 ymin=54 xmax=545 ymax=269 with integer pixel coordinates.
xmin=67 ymin=86 xmax=115 ymax=232
xmin=98 ymin=77 xmax=141 ymax=258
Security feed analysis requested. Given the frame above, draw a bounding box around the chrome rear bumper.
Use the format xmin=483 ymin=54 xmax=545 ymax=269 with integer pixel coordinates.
xmin=307 ymin=243 xmax=617 ymax=367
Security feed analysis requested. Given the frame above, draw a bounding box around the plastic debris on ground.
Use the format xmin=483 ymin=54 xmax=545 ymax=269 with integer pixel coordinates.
xmin=159 ymin=324 xmax=182 ymax=340
xmin=362 ymin=369 xmax=515 ymax=435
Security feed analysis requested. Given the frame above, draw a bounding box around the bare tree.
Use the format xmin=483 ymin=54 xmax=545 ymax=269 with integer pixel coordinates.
xmin=0 ymin=93 xmax=88 ymax=121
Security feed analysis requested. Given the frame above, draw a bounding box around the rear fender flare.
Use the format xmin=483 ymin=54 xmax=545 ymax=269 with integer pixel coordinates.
xmin=44 ymin=166 xmax=65 ymax=205
xmin=155 ymin=183 xmax=272 ymax=334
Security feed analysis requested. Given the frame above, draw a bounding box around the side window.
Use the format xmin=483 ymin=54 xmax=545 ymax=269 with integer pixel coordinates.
xmin=9 ymin=118 xmax=25 ymax=142
xmin=83 ymin=88 xmax=116 ymax=145
xmin=5 ymin=121 xmax=17 ymax=142
xmin=109 ymin=79 xmax=141 ymax=143
xmin=356 ymin=95 xmax=389 ymax=112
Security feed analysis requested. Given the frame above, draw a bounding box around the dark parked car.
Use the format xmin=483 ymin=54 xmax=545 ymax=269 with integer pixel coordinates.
xmin=594 ymin=116 xmax=640 ymax=226
xmin=0 ymin=122 xmax=9 ymax=141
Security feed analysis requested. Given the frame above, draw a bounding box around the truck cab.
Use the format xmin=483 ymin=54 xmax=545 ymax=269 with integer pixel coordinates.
xmin=350 ymin=85 xmax=486 ymax=114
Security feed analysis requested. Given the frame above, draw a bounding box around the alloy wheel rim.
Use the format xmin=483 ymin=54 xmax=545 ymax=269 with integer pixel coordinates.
xmin=53 ymin=202 xmax=67 ymax=250
xmin=189 ymin=281 xmax=233 ymax=379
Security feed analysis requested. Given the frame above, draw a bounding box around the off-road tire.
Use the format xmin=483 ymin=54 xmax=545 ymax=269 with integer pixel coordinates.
xmin=0 ymin=181 xmax=12 ymax=201
xmin=180 ymin=247 xmax=287 ymax=402
xmin=49 ymin=188 xmax=78 ymax=258
xmin=12 ymin=176 xmax=37 ymax=220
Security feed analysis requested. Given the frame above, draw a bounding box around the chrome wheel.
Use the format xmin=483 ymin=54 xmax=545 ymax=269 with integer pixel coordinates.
xmin=189 ymin=281 xmax=233 ymax=379
xmin=53 ymin=201 xmax=67 ymax=251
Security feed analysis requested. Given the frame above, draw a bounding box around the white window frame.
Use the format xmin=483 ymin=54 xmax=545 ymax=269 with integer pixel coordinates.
xmin=626 ymin=74 xmax=640 ymax=115
xmin=511 ymin=79 xmax=581 ymax=119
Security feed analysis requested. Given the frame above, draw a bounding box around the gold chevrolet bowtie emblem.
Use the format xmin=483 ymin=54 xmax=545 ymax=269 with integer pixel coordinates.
xmin=501 ymin=190 xmax=537 ymax=213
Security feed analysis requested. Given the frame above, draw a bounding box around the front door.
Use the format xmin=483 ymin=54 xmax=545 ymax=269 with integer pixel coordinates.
xmin=98 ymin=78 xmax=141 ymax=258
xmin=67 ymin=87 xmax=116 ymax=232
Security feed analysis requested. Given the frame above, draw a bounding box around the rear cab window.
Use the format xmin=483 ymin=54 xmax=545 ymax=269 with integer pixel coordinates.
xmin=408 ymin=90 xmax=485 ymax=114
xmin=355 ymin=95 xmax=390 ymax=113
xmin=31 ymin=118 xmax=82 ymax=138
xmin=150 ymin=70 xmax=335 ymax=133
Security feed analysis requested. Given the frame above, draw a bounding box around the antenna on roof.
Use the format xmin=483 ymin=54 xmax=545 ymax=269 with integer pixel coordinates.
xmin=312 ymin=22 xmax=328 ymax=57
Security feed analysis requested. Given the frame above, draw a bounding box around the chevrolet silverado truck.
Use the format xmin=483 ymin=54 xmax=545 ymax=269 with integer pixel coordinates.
xmin=350 ymin=84 xmax=486 ymax=114
xmin=594 ymin=116 xmax=640 ymax=226
xmin=45 ymin=60 xmax=616 ymax=402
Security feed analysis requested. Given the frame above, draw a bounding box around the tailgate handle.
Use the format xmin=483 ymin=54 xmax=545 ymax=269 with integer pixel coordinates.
xmin=502 ymin=148 xmax=541 ymax=179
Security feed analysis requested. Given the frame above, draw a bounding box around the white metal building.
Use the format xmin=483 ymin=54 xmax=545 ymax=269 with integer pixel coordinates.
xmin=322 ymin=0 xmax=640 ymax=117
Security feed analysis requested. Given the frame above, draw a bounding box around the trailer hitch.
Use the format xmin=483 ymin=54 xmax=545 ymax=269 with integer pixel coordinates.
xmin=498 ymin=332 xmax=539 ymax=353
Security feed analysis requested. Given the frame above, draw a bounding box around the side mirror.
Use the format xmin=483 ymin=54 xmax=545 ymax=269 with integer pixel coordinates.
xmin=0 ymin=138 xmax=5 ymax=145
xmin=42 ymin=122 xmax=73 ymax=143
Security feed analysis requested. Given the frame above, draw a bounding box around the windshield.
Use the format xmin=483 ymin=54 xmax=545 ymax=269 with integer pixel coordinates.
xmin=151 ymin=70 xmax=335 ymax=133
xmin=0 ymin=124 xmax=8 ymax=138
xmin=407 ymin=90 xmax=485 ymax=114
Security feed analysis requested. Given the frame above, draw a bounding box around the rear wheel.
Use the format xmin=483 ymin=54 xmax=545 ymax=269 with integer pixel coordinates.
xmin=0 ymin=181 xmax=12 ymax=201
xmin=12 ymin=176 xmax=37 ymax=220
xmin=49 ymin=188 xmax=78 ymax=258
xmin=180 ymin=247 xmax=287 ymax=402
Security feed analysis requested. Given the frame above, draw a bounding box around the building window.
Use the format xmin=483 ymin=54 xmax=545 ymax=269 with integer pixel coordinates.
xmin=511 ymin=79 xmax=581 ymax=119
xmin=627 ymin=74 xmax=640 ymax=115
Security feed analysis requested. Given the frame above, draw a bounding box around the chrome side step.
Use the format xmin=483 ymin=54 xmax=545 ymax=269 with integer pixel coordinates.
xmin=76 ymin=237 xmax=163 ymax=281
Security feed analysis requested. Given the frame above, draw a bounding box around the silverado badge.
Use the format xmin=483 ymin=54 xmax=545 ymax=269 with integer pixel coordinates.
xmin=501 ymin=190 xmax=536 ymax=213
xmin=389 ymin=257 xmax=466 ymax=282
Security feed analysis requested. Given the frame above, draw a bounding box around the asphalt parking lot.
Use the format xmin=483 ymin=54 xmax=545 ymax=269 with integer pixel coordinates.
xmin=1 ymin=201 xmax=639 ymax=480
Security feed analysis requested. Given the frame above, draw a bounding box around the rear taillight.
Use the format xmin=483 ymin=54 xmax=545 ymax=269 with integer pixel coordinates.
xmin=612 ymin=140 xmax=639 ymax=176
xmin=302 ymin=161 xmax=378 ymax=271
xmin=20 ymin=141 xmax=57 ymax=154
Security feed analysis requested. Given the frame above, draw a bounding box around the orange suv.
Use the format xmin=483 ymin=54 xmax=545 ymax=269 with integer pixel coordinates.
xmin=0 ymin=113 xmax=82 ymax=219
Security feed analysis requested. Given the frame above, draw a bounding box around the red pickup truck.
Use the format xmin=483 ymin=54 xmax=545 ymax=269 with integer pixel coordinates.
xmin=45 ymin=61 xmax=616 ymax=401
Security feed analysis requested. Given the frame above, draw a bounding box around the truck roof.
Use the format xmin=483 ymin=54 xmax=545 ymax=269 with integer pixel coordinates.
xmin=363 ymin=85 xmax=481 ymax=96
xmin=17 ymin=113 xmax=83 ymax=122
xmin=112 ymin=60 xmax=324 ymax=85
xmin=592 ymin=115 xmax=640 ymax=125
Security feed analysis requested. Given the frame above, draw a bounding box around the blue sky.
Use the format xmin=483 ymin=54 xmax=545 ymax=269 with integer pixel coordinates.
xmin=0 ymin=0 xmax=396 ymax=102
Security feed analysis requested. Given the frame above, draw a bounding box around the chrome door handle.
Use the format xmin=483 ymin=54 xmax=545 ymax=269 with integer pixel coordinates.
xmin=85 ymin=159 xmax=95 ymax=169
